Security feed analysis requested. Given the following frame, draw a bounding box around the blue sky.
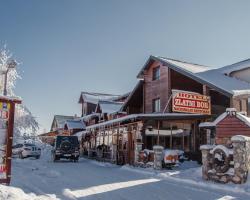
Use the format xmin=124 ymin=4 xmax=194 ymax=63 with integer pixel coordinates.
xmin=1 ymin=0 xmax=250 ymax=132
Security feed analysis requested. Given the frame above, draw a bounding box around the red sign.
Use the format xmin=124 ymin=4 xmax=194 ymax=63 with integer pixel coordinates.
xmin=172 ymin=90 xmax=211 ymax=115
xmin=0 ymin=98 xmax=21 ymax=185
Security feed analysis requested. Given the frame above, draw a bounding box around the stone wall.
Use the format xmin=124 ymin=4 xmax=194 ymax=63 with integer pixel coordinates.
xmin=200 ymin=135 xmax=250 ymax=184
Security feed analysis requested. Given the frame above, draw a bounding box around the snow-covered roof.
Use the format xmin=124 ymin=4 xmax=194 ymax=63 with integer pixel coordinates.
xmin=65 ymin=120 xmax=86 ymax=130
xmin=231 ymin=135 xmax=250 ymax=142
xmin=53 ymin=115 xmax=76 ymax=129
xmin=79 ymin=92 xmax=120 ymax=104
xmin=97 ymin=100 xmax=123 ymax=114
xmin=0 ymin=95 xmax=22 ymax=102
xmin=159 ymin=57 xmax=211 ymax=73
xmin=197 ymin=69 xmax=250 ymax=97
xmin=160 ymin=56 xmax=250 ymax=97
xmin=87 ymin=113 xmax=209 ymax=130
xmin=199 ymin=108 xmax=250 ymax=128
xmin=138 ymin=56 xmax=250 ymax=97
xmin=217 ymin=58 xmax=250 ymax=75
xmin=80 ymin=113 xmax=101 ymax=122
xmin=111 ymin=92 xmax=130 ymax=102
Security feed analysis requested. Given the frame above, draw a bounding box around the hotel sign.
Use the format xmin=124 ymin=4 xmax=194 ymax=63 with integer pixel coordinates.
xmin=172 ymin=90 xmax=211 ymax=115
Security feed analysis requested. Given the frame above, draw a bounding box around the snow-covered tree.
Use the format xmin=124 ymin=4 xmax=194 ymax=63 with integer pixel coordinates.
xmin=0 ymin=46 xmax=39 ymax=138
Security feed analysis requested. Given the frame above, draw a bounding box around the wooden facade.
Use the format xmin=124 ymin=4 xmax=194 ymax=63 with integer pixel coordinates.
xmin=216 ymin=115 xmax=250 ymax=144
xmin=144 ymin=61 xmax=170 ymax=113
xmin=199 ymin=108 xmax=250 ymax=145
xmin=80 ymin=55 xmax=250 ymax=165
xmin=140 ymin=59 xmax=233 ymax=117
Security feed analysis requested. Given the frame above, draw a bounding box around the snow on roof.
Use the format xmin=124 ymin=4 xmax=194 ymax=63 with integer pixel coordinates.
xmin=111 ymin=92 xmax=130 ymax=102
xmin=0 ymin=95 xmax=22 ymax=102
xmin=217 ymin=58 xmax=250 ymax=75
xmin=79 ymin=92 xmax=120 ymax=104
xmin=98 ymin=100 xmax=123 ymax=114
xmin=158 ymin=57 xmax=211 ymax=73
xmin=87 ymin=113 xmax=208 ymax=130
xmin=199 ymin=108 xmax=250 ymax=128
xmin=156 ymin=56 xmax=250 ymax=97
xmin=54 ymin=115 xmax=76 ymax=129
xmin=231 ymin=135 xmax=250 ymax=142
xmin=197 ymin=69 xmax=250 ymax=96
xmin=65 ymin=120 xmax=86 ymax=130
xmin=80 ymin=113 xmax=101 ymax=121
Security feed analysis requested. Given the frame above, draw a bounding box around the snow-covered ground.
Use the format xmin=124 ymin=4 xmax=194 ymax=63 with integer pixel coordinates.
xmin=1 ymin=147 xmax=250 ymax=200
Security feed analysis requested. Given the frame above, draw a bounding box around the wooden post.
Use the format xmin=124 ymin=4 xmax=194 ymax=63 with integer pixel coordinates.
xmin=94 ymin=129 xmax=97 ymax=149
xmin=102 ymin=126 xmax=105 ymax=145
xmin=193 ymin=122 xmax=196 ymax=152
xmin=182 ymin=123 xmax=185 ymax=151
xmin=5 ymin=101 xmax=15 ymax=185
xmin=107 ymin=125 xmax=110 ymax=147
xmin=111 ymin=124 xmax=114 ymax=161
xmin=81 ymin=103 xmax=84 ymax=117
xmin=157 ymin=121 xmax=160 ymax=145
xmin=116 ymin=123 xmax=120 ymax=165
xmin=170 ymin=123 xmax=173 ymax=149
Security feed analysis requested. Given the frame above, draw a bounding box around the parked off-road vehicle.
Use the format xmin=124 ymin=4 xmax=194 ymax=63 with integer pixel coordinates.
xmin=51 ymin=136 xmax=80 ymax=162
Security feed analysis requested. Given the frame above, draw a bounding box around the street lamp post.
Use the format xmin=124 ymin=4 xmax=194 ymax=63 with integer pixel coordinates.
xmin=2 ymin=60 xmax=17 ymax=96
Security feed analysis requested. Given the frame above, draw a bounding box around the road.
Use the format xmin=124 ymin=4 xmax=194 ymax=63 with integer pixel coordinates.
xmin=10 ymin=153 xmax=249 ymax=200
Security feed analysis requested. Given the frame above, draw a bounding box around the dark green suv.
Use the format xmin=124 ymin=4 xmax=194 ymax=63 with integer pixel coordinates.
xmin=52 ymin=136 xmax=80 ymax=162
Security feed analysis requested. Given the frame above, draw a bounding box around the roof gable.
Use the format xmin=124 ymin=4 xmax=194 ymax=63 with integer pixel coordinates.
xmin=65 ymin=120 xmax=86 ymax=130
xmin=96 ymin=100 xmax=123 ymax=114
xmin=51 ymin=115 xmax=75 ymax=131
xmin=199 ymin=108 xmax=250 ymax=128
xmin=137 ymin=55 xmax=250 ymax=97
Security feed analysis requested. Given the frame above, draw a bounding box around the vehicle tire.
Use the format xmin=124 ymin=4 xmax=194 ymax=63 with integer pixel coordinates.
xmin=19 ymin=152 xmax=24 ymax=159
xmin=60 ymin=141 xmax=72 ymax=152
xmin=52 ymin=154 xmax=58 ymax=162
xmin=35 ymin=155 xmax=40 ymax=159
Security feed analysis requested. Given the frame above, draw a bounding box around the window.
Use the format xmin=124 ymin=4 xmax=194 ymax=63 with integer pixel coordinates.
xmin=152 ymin=66 xmax=160 ymax=80
xmin=152 ymin=98 xmax=161 ymax=112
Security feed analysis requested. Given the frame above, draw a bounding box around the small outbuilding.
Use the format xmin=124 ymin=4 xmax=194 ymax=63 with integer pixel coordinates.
xmin=199 ymin=108 xmax=250 ymax=145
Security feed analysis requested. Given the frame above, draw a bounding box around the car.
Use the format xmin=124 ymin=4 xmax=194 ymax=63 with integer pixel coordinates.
xmin=12 ymin=143 xmax=41 ymax=159
xmin=51 ymin=135 xmax=80 ymax=162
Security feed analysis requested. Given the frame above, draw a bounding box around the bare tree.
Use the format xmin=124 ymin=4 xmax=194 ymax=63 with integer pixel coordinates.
xmin=0 ymin=46 xmax=39 ymax=138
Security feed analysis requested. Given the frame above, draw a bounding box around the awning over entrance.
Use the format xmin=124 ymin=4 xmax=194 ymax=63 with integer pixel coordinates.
xmin=86 ymin=113 xmax=211 ymax=130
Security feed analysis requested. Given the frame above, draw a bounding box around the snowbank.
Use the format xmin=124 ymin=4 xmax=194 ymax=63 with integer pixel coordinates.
xmin=88 ymin=158 xmax=250 ymax=196
xmin=0 ymin=184 xmax=58 ymax=200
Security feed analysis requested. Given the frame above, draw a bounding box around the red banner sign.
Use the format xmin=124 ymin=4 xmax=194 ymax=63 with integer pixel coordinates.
xmin=172 ymin=90 xmax=211 ymax=115
xmin=0 ymin=102 xmax=9 ymax=180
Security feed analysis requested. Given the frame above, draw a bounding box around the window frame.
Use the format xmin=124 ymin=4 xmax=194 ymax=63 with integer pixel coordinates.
xmin=152 ymin=66 xmax=160 ymax=81
xmin=152 ymin=98 xmax=161 ymax=113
